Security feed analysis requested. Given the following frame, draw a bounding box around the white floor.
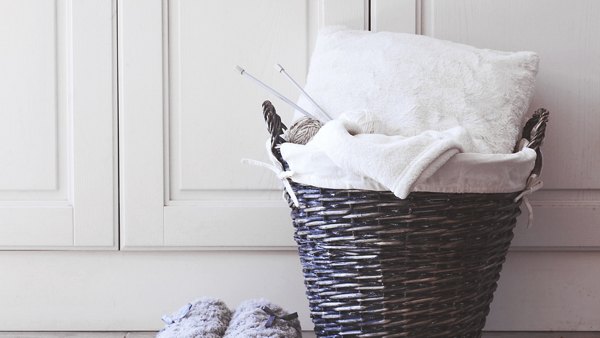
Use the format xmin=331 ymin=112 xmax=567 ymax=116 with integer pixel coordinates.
xmin=0 ymin=333 xmax=599 ymax=338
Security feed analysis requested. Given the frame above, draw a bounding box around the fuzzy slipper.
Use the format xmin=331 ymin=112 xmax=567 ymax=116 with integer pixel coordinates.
xmin=157 ymin=298 xmax=232 ymax=338
xmin=223 ymin=299 xmax=302 ymax=338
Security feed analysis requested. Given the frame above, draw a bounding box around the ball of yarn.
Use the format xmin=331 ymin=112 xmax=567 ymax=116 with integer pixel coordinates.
xmin=287 ymin=117 xmax=323 ymax=145
xmin=339 ymin=110 xmax=383 ymax=134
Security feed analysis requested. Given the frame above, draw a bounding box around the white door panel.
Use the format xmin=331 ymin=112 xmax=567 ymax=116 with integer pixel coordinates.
xmin=0 ymin=0 xmax=117 ymax=249
xmin=0 ymin=0 xmax=66 ymax=200
xmin=119 ymin=0 xmax=367 ymax=249
xmin=168 ymin=0 xmax=309 ymax=194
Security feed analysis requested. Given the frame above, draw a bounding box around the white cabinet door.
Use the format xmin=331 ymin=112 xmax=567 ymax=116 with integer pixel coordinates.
xmin=372 ymin=0 xmax=600 ymax=331
xmin=0 ymin=0 xmax=117 ymax=249
xmin=118 ymin=0 xmax=367 ymax=249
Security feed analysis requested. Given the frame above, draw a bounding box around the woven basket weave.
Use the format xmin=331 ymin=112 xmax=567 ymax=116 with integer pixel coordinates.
xmin=262 ymin=101 xmax=549 ymax=338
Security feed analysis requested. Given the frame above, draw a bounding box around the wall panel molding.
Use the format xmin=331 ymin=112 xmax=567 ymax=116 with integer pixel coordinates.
xmin=120 ymin=0 xmax=368 ymax=249
xmin=371 ymin=0 xmax=417 ymax=33
xmin=0 ymin=0 xmax=118 ymax=249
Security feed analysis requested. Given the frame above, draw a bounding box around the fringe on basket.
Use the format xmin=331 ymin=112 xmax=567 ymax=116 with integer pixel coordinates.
xmin=514 ymin=173 xmax=543 ymax=228
xmin=241 ymin=158 xmax=299 ymax=207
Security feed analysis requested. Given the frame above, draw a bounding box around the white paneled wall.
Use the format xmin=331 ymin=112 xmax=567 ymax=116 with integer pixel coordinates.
xmin=0 ymin=0 xmax=598 ymax=333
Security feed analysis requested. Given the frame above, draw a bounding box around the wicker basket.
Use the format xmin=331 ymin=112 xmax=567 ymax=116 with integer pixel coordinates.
xmin=262 ymin=101 xmax=549 ymax=338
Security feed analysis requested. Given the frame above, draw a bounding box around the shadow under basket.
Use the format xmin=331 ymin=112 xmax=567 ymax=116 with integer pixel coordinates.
xmin=261 ymin=101 xmax=549 ymax=338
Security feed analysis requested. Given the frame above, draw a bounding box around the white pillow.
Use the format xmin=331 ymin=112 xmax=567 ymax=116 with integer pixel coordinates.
xmin=297 ymin=27 xmax=539 ymax=154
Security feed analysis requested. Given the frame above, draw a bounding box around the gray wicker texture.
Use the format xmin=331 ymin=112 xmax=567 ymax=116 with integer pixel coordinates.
xmin=261 ymin=101 xmax=549 ymax=338
xmin=289 ymin=186 xmax=520 ymax=337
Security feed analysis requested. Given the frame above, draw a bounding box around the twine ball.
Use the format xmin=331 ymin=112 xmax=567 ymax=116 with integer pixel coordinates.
xmin=287 ymin=117 xmax=323 ymax=145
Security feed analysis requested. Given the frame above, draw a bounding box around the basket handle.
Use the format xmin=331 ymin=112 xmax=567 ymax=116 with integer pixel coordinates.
xmin=519 ymin=108 xmax=550 ymax=177
xmin=262 ymin=100 xmax=287 ymax=166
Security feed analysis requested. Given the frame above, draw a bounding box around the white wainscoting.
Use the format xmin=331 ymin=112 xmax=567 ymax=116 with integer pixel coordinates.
xmin=1 ymin=251 xmax=600 ymax=331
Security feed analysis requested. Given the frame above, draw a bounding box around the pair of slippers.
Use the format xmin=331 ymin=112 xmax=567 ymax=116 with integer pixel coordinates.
xmin=157 ymin=298 xmax=302 ymax=338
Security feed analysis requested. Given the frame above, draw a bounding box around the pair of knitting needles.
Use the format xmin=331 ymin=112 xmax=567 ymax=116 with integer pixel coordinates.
xmin=235 ymin=64 xmax=332 ymax=122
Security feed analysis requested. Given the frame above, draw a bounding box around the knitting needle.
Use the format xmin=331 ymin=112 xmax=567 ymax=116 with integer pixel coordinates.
xmin=275 ymin=63 xmax=332 ymax=121
xmin=235 ymin=65 xmax=321 ymax=121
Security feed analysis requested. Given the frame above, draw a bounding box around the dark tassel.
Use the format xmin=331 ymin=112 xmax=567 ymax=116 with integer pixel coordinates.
xmin=262 ymin=100 xmax=287 ymax=165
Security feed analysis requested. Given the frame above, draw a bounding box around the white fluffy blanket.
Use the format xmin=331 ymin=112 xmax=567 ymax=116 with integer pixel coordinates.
xmin=280 ymin=132 xmax=537 ymax=196
xmin=296 ymin=27 xmax=540 ymax=154
xmin=284 ymin=112 xmax=474 ymax=198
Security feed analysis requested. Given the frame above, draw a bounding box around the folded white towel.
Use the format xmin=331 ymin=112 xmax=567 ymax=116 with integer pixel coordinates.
xmin=296 ymin=27 xmax=540 ymax=154
xmin=280 ymin=128 xmax=536 ymax=196
xmin=282 ymin=112 xmax=475 ymax=198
